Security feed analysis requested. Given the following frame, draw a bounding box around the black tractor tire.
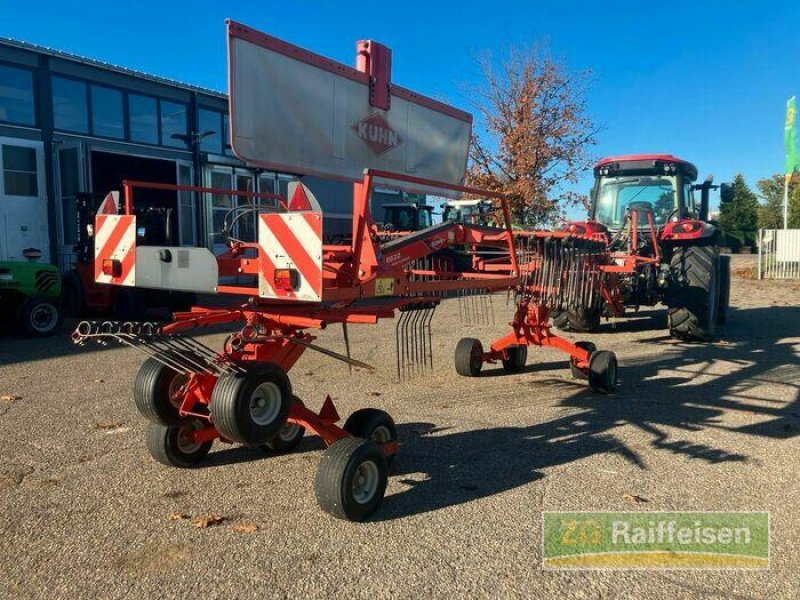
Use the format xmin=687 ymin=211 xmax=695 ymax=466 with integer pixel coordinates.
xmin=146 ymin=419 xmax=212 ymax=468
xmin=61 ymin=270 xmax=85 ymax=318
xmin=17 ymin=296 xmax=62 ymax=337
xmin=501 ymin=345 xmax=528 ymax=373
xmin=210 ymin=364 xmax=292 ymax=445
xmin=570 ymin=341 xmax=597 ymax=380
xmin=133 ymin=356 xmax=188 ymax=426
xmin=314 ymin=437 xmax=388 ymax=522
xmin=667 ymin=246 xmax=719 ymax=342
xmin=344 ymin=408 xmax=398 ymax=466
xmin=551 ymin=308 xmax=601 ymax=333
xmin=454 ymin=337 xmax=483 ymax=377
xmin=717 ymin=255 xmax=730 ymax=326
xmin=588 ymin=350 xmax=618 ymax=394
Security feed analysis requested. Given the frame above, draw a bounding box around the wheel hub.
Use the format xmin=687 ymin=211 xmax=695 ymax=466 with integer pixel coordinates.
xmin=351 ymin=460 xmax=379 ymax=504
xmin=249 ymin=381 xmax=282 ymax=426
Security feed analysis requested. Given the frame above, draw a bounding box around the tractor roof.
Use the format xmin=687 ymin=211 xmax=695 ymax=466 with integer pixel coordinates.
xmin=594 ymin=154 xmax=698 ymax=181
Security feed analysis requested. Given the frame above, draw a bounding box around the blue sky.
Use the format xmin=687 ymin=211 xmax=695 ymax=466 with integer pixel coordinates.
xmin=2 ymin=0 xmax=797 ymax=215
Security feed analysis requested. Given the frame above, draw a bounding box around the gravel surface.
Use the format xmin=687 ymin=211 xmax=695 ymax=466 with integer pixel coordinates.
xmin=0 ymin=256 xmax=798 ymax=599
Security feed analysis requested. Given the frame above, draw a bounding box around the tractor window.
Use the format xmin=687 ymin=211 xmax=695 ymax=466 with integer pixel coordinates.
xmin=594 ymin=175 xmax=677 ymax=229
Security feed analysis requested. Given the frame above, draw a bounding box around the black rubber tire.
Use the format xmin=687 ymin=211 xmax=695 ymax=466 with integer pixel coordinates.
xmin=314 ymin=437 xmax=388 ymax=522
xmin=16 ymin=296 xmax=62 ymax=337
xmin=717 ymin=255 xmax=730 ymax=326
xmin=667 ymin=246 xmax=719 ymax=341
xmin=455 ymin=337 xmax=483 ymax=377
xmin=344 ymin=408 xmax=398 ymax=466
xmin=588 ymin=350 xmax=618 ymax=394
xmin=210 ymin=364 xmax=292 ymax=445
xmin=263 ymin=421 xmax=306 ymax=453
xmin=551 ymin=308 xmax=601 ymax=333
xmin=133 ymin=356 xmax=187 ymax=426
xmin=146 ymin=420 xmax=212 ymax=468
xmin=570 ymin=341 xmax=597 ymax=380
xmin=502 ymin=345 xmax=528 ymax=373
xmin=61 ymin=270 xmax=85 ymax=318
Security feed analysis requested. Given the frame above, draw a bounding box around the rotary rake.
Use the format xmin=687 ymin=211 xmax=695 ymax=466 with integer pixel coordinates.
xmin=454 ymin=232 xmax=618 ymax=394
xmin=71 ymin=21 xmax=619 ymax=521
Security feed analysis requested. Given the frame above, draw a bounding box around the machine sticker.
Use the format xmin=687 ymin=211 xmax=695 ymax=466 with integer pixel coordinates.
xmin=375 ymin=277 xmax=395 ymax=296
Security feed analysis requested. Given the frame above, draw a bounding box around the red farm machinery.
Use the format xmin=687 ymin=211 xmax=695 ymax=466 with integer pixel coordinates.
xmin=72 ymin=21 xmax=618 ymax=521
xmin=551 ymin=154 xmax=734 ymax=342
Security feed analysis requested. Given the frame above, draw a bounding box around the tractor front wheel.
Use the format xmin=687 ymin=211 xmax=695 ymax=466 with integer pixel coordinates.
xmin=551 ymin=308 xmax=601 ymax=333
xmin=667 ymin=246 xmax=719 ymax=341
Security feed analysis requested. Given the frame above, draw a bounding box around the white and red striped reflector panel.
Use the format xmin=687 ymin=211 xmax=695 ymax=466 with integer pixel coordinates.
xmin=258 ymin=212 xmax=323 ymax=302
xmin=94 ymin=215 xmax=136 ymax=286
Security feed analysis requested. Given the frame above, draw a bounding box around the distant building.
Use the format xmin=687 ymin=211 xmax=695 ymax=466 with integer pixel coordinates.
xmin=0 ymin=37 xmax=409 ymax=268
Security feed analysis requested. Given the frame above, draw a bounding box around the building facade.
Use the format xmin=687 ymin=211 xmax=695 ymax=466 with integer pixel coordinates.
xmin=0 ymin=37 xmax=406 ymax=270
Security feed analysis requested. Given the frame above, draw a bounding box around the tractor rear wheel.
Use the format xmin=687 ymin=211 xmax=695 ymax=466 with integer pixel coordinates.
xmin=210 ymin=364 xmax=292 ymax=445
xmin=454 ymin=338 xmax=483 ymax=377
xmin=502 ymin=345 xmax=528 ymax=373
xmin=667 ymin=246 xmax=719 ymax=341
xmin=551 ymin=308 xmax=601 ymax=333
xmin=717 ymin=255 xmax=730 ymax=325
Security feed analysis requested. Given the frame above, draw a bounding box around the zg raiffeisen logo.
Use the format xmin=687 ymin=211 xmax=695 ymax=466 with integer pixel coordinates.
xmin=542 ymin=512 xmax=769 ymax=569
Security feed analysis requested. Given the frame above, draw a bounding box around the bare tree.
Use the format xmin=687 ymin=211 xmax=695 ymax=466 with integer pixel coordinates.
xmin=465 ymin=46 xmax=597 ymax=225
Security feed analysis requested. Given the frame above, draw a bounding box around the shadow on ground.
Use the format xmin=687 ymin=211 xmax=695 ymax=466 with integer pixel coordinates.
xmin=375 ymin=305 xmax=800 ymax=520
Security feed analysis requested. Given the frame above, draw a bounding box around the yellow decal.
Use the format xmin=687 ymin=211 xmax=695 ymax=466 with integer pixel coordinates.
xmin=375 ymin=277 xmax=395 ymax=296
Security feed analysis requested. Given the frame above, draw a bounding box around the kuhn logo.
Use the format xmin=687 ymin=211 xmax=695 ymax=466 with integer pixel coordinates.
xmin=352 ymin=113 xmax=403 ymax=156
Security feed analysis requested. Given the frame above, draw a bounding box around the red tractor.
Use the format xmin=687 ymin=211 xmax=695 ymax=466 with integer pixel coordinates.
xmin=552 ymin=154 xmax=733 ymax=341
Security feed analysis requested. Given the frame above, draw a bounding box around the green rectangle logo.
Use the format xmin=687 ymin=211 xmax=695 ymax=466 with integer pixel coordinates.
xmin=543 ymin=512 xmax=769 ymax=569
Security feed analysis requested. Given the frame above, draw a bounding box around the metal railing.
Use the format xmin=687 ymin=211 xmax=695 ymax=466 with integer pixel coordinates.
xmin=758 ymin=229 xmax=800 ymax=279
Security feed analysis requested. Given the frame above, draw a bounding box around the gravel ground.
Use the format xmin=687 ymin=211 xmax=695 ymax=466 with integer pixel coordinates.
xmin=0 ymin=255 xmax=798 ymax=599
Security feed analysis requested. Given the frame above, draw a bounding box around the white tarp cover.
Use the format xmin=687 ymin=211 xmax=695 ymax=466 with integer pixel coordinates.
xmin=227 ymin=24 xmax=472 ymax=187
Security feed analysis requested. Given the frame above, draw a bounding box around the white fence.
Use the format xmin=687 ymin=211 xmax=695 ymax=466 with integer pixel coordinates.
xmin=759 ymin=229 xmax=800 ymax=279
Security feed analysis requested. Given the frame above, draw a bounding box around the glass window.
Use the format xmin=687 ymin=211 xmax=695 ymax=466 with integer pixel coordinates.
xmin=236 ymin=175 xmax=255 ymax=242
xmin=198 ymin=109 xmax=222 ymax=154
xmin=594 ymin=175 xmax=677 ymax=229
xmin=0 ymin=64 xmax=35 ymax=125
xmin=129 ymin=94 xmax=158 ymax=144
xmin=2 ymin=145 xmax=38 ymax=196
xmin=90 ymin=85 xmax=124 ymax=139
xmin=52 ymin=77 xmax=88 ymax=133
xmin=161 ymin=101 xmax=188 ymax=148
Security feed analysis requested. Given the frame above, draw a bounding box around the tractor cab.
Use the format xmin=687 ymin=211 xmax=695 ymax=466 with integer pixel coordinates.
xmin=590 ymin=155 xmax=701 ymax=232
xmin=381 ymin=202 xmax=434 ymax=232
xmin=442 ymin=199 xmax=495 ymax=225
